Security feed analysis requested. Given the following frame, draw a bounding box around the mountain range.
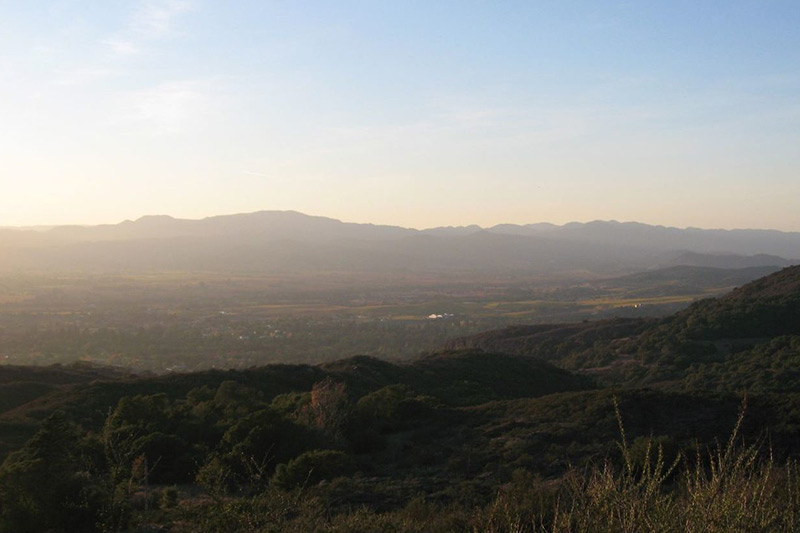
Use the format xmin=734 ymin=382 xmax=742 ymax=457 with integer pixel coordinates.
xmin=1 ymin=210 xmax=797 ymax=274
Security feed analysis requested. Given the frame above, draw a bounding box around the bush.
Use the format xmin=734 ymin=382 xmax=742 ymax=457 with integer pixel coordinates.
xmin=160 ymin=486 xmax=179 ymax=508
xmin=272 ymin=449 xmax=354 ymax=490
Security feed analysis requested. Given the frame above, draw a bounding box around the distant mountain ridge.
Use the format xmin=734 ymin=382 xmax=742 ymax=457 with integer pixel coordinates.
xmin=0 ymin=210 xmax=797 ymax=274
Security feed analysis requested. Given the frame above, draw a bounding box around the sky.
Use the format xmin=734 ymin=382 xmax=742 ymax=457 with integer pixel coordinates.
xmin=1 ymin=1 xmax=799 ymax=231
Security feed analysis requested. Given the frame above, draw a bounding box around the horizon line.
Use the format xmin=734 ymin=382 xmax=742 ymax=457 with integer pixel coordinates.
xmin=2 ymin=209 xmax=799 ymax=235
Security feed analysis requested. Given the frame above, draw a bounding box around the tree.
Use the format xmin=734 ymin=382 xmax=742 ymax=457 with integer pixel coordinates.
xmin=301 ymin=378 xmax=353 ymax=445
xmin=0 ymin=412 xmax=109 ymax=532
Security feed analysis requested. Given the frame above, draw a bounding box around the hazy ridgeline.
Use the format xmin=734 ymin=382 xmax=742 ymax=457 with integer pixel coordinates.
xmin=1 ymin=211 xmax=798 ymax=274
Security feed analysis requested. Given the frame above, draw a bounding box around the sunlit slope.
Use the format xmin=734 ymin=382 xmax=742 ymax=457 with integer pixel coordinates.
xmin=447 ymin=266 xmax=800 ymax=389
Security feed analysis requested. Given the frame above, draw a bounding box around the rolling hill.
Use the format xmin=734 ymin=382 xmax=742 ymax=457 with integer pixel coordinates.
xmin=447 ymin=265 xmax=800 ymax=389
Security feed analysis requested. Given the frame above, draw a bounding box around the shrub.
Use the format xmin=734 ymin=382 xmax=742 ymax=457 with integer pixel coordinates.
xmin=272 ymin=449 xmax=354 ymax=490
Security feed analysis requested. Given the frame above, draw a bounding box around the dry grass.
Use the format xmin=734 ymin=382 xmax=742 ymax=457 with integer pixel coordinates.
xmin=524 ymin=397 xmax=800 ymax=532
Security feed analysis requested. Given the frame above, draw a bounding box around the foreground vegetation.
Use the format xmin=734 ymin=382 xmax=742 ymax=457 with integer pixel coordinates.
xmin=170 ymin=405 xmax=800 ymax=533
xmin=0 ymin=266 xmax=798 ymax=531
xmin=2 ymin=392 xmax=797 ymax=532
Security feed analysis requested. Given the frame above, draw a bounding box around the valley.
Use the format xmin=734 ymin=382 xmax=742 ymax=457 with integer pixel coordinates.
xmin=0 ymin=263 xmax=797 ymax=531
xmin=0 ymin=265 xmax=774 ymax=371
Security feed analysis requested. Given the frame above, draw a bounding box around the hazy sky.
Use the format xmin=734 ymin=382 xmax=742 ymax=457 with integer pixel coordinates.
xmin=1 ymin=1 xmax=799 ymax=230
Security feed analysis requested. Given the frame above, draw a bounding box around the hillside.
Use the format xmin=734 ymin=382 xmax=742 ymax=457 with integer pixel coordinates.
xmin=607 ymin=264 xmax=782 ymax=289
xmin=723 ymin=262 xmax=800 ymax=300
xmin=0 ymin=266 xmax=798 ymax=531
xmin=659 ymin=251 xmax=792 ymax=269
xmin=447 ymin=265 xmax=800 ymax=389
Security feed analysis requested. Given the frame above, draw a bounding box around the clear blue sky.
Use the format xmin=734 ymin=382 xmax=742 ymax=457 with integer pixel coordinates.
xmin=1 ymin=1 xmax=799 ymax=230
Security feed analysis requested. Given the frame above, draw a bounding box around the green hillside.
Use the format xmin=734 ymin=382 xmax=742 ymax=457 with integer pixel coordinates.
xmin=448 ymin=265 xmax=800 ymax=390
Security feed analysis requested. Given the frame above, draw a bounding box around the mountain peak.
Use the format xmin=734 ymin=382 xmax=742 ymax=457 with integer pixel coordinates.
xmin=133 ymin=215 xmax=176 ymax=224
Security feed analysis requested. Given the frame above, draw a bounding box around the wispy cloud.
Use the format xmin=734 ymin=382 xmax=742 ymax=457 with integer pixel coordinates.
xmin=52 ymin=67 xmax=120 ymax=87
xmin=103 ymin=0 xmax=194 ymax=57
xmin=103 ymin=39 xmax=140 ymax=56
xmin=38 ymin=2 xmax=193 ymax=90
xmin=120 ymin=80 xmax=209 ymax=133
xmin=131 ymin=0 xmax=193 ymax=38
